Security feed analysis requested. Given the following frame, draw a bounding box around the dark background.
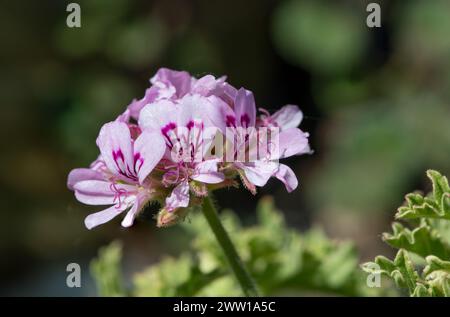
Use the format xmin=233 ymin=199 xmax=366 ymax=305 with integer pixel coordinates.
xmin=0 ymin=0 xmax=449 ymax=295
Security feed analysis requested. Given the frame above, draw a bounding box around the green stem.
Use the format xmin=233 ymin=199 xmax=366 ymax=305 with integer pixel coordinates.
xmin=201 ymin=195 xmax=260 ymax=297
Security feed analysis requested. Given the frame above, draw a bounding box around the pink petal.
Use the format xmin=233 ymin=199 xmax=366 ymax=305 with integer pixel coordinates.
xmin=75 ymin=191 xmax=116 ymax=206
xmin=271 ymin=105 xmax=303 ymax=130
xmin=176 ymin=95 xmax=200 ymax=127
xmin=121 ymin=191 xmax=148 ymax=227
xmin=275 ymin=128 xmax=311 ymax=159
xmin=151 ymin=68 xmax=191 ymax=98
xmin=74 ymin=180 xmax=135 ymax=205
xmin=191 ymin=75 xmax=219 ymax=95
xmin=138 ymin=99 xmax=177 ymax=132
xmin=84 ymin=204 xmax=127 ymax=230
xmin=177 ymin=94 xmax=211 ymax=127
xmin=127 ymin=86 xmax=159 ymax=120
xmin=115 ymin=109 xmax=131 ymax=123
xmin=67 ymin=168 xmax=103 ymax=190
xmin=165 ymin=181 xmax=190 ymax=211
xmin=128 ymin=99 xmax=145 ymax=121
xmin=203 ymin=95 xmax=229 ymax=133
xmin=234 ymin=88 xmax=256 ymax=128
xmin=96 ymin=122 xmax=135 ymax=179
xmin=74 ymin=180 xmax=135 ymax=194
xmin=134 ymin=130 xmax=166 ymax=183
xmin=239 ymin=161 xmax=278 ymax=187
xmin=220 ymin=82 xmax=238 ymax=105
xmin=274 ymin=164 xmax=298 ymax=192
xmin=74 ymin=180 xmax=114 ymax=205
xmin=89 ymin=155 xmax=107 ymax=171
xmin=192 ymin=160 xmax=225 ymax=184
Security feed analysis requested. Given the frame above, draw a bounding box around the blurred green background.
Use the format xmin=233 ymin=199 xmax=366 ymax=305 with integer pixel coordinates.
xmin=0 ymin=0 xmax=449 ymax=296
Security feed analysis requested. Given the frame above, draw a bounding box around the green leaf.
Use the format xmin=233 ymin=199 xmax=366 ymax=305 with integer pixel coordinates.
xmin=132 ymin=254 xmax=224 ymax=297
xmin=363 ymin=170 xmax=450 ymax=296
xmin=317 ymin=242 xmax=358 ymax=289
xmin=423 ymin=256 xmax=450 ymax=297
xmin=411 ymin=283 xmax=430 ymax=297
xmin=428 ymin=170 xmax=449 ymax=202
xmin=382 ymin=221 xmax=450 ymax=259
xmin=396 ymin=170 xmax=450 ymax=220
xmin=90 ymin=241 xmax=126 ymax=296
xmin=363 ymin=250 xmax=419 ymax=293
xmin=256 ymin=196 xmax=285 ymax=233
xmin=92 ymin=196 xmax=377 ymax=297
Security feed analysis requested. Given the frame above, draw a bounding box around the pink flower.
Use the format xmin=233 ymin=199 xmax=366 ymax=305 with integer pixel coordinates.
xmin=257 ymin=105 xmax=304 ymax=130
xmin=126 ymin=68 xmax=229 ymax=120
xmin=68 ymin=68 xmax=311 ymax=229
xmin=209 ymin=88 xmax=311 ymax=193
xmin=68 ymin=122 xmax=165 ymax=229
xmin=139 ymin=94 xmax=225 ymax=214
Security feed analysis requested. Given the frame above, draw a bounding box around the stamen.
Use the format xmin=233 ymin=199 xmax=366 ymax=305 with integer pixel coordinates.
xmin=110 ymin=182 xmax=130 ymax=209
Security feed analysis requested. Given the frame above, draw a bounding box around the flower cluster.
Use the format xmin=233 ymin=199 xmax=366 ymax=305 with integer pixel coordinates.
xmin=68 ymin=68 xmax=311 ymax=229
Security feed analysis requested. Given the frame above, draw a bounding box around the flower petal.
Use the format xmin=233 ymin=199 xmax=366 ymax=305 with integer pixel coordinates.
xmin=191 ymin=74 xmax=221 ymax=96
xmin=127 ymin=86 xmax=159 ymax=120
xmin=138 ymin=99 xmax=177 ymax=132
xmin=274 ymin=128 xmax=311 ymax=159
xmin=271 ymin=105 xmax=303 ymax=130
xmin=176 ymin=94 xmax=211 ymax=127
xmin=74 ymin=180 xmax=135 ymax=205
xmin=84 ymin=204 xmax=127 ymax=230
xmin=151 ymin=68 xmax=192 ymax=98
xmin=74 ymin=180 xmax=136 ymax=194
xmin=115 ymin=109 xmax=131 ymax=123
xmin=67 ymin=168 xmax=103 ymax=190
xmin=96 ymin=122 xmax=135 ymax=180
xmin=234 ymin=88 xmax=256 ymax=128
xmin=165 ymin=181 xmax=190 ymax=211
xmin=239 ymin=161 xmax=278 ymax=187
xmin=220 ymin=82 xmax=238 ymax=105
xmin=274 ymin=164 xmax=298 ymax=192
xmin=203 ymin=95 xmax=229 ymax=133
xmin=121 ymin=191 xmax=148 ymax=227
xmin=134 ymin=130 xmax=166 ymax=183
xmin=192 ymin=160 xmax=225 ymax=184
xmin=75 ymin=192 xmax=116 ymax=206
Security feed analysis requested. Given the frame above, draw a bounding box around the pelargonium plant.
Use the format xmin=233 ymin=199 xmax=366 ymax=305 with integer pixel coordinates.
xmin=67 ymin=68 xmax=311 ymax=296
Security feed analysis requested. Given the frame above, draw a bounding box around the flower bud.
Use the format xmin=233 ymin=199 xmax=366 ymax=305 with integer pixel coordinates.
xmin=156 ymin=207 xmax=189 ymax=227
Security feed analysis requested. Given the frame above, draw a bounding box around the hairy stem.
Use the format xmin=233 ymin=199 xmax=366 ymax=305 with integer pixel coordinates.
xmin=201 ymin=195 xmax=259 ymax=297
